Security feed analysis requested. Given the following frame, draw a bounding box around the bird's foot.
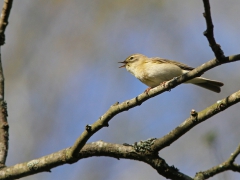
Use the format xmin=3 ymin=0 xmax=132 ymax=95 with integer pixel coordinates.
xmin=144 ymin=87 xmax=152 ymax=93
xmin=160 ymin=81 xmax=167 ymax=87
xmin=161 ymin=81 xmax=171 ymax=91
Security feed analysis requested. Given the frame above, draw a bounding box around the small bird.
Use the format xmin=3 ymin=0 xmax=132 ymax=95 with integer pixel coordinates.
xmin=119 ymin=54 xmax=224 ymax=93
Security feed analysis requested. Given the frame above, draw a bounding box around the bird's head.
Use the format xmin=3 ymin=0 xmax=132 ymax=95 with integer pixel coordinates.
xmin=118 ymin=54 xmax=147 ymax=71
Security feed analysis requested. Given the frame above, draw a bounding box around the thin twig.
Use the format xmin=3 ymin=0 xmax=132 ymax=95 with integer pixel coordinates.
xmin=194 ymin=144 xmax=240 ymax=179
xmin=0 ymin=53 xmax=8 ymax=167
xmin=151 ymin=90 xmax=240 ymax=152
xmin=0 ymin=0 xmax=13 ymax=45
xmin=202 ymin=0 xmax=225 ymax=60
xmin=0 ymin=0 xmax=13 ymax=167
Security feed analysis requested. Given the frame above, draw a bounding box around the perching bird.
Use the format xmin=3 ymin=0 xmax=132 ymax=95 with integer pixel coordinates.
xmin=119 ymin=54 xmax=223 ymax=93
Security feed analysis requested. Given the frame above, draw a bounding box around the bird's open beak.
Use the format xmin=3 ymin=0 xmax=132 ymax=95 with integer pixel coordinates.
xmin=118 ymin=61 xmax=126 ymax=68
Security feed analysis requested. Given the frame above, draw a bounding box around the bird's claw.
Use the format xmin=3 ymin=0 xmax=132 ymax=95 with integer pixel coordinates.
xmin=144 ymin=87 xmax=152 ymax=94
xmin=160 ymin=81 xmax=167 ymax=87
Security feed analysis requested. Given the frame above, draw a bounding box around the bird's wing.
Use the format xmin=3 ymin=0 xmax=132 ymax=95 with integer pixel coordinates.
xmin=151 ymin=57 xmax=194 ymax=71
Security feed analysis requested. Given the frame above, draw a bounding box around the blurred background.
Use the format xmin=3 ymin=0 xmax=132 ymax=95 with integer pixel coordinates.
xmin=1 ymin=0 xmax=240 ymax=179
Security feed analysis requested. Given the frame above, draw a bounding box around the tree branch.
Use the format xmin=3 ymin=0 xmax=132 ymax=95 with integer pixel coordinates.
xmin=0 ymin=0 xmax=13 ymax=167
xmin=194 ymin=143 xmax=240 ymax=180
xmin=3 ymin=129 xmax=240 ymax=179
xmin=0 ymin=141 xmax=192 ymax=180
xmin=151 ymin=89 xmax=240 ymax=152
xmin=202 ymin=0 xmax=225 ymax=60
xmin=0 ymin=0 xmax=13 ymax=45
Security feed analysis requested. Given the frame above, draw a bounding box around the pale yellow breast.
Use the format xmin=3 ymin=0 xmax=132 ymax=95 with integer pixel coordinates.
xmin=135 ymin=61 xmax=183 ymax=87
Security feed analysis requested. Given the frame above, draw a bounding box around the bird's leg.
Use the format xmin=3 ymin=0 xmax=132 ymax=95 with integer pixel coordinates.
xmin=161 ymin=81 xmax=172 ymax=92
xmin=161 ymin=81 xmax=172 ymax=91
xmin=144 ymin=80 xmax=172 ymax=93
xmin=144 ymin=81 xmax=167 ymax=93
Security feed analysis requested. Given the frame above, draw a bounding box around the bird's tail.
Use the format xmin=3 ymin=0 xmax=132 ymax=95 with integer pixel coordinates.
xmin=186 ymin=77 xmax=224 ymax=93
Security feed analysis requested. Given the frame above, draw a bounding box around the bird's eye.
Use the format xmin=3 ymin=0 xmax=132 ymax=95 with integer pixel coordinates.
xmin=129 ymin=56 xmax=134 ymax=60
